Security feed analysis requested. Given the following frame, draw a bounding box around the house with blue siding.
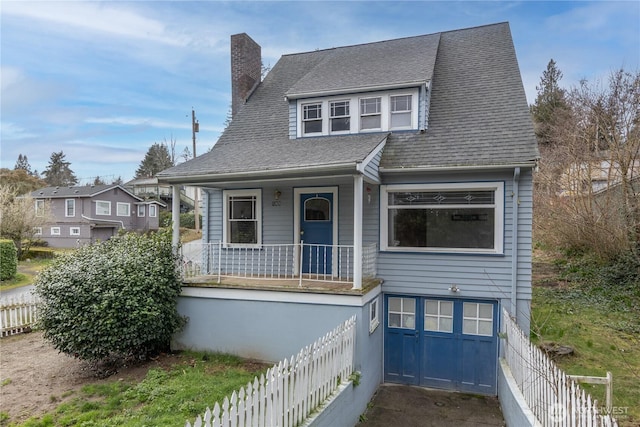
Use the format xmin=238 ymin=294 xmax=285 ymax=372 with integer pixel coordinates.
xmin=158 ymin=22 xmax=538 ymax=424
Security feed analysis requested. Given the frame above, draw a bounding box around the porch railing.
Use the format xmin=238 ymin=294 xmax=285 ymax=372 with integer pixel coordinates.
xmin=181 ymin=242 xmax=377 ymax=286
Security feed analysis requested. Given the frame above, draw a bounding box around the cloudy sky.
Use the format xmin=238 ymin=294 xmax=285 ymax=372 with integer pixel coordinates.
xmin=1 ymin=1 xmax=638 ymax=184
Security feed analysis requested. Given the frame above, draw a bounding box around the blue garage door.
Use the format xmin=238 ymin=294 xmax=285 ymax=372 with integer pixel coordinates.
xmin=384 ymin=295 xmax=499 ymax=395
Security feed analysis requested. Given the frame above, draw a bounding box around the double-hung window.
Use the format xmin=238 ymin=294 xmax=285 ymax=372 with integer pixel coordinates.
xmin=35 ymin=200 xmax=45 ymax=217
xmin=96 ymin=200 xmax=111 ymax=216
xmin=117 ymin=202 xmax=130 ymax=217
xmin=302 ymin=103 xmax=322 ymax=135
xmin=137 ymin=205 xmax=146 ymax=217
xmin=65 ymin=199 xmax=75 ymax=217
xmin=390 ymin=95 xmax=412 ymax=129
xmin=223 ymin=189 xmax=261 ymax=246
xmin=360 ymin=97 xmax=381 ymax=130
xmin=381 ymin=182 xmax=504 ymax=253
xmin=149 ymin=205 xmax=157 ymax=217
xmin=330 ymin=100 xmax=350 ymax=133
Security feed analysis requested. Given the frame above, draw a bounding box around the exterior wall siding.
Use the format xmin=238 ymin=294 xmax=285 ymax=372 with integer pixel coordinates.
xmin=288 ymin=101 xmax=297 ymax=139
xmin=362 ymin=149 xmax=382 ymax=183
xmin=377 ymin=168 xmax=534 ymax=330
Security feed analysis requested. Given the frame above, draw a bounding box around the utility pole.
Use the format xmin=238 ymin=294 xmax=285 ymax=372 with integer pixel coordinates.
xmin=192 ymin=108 xmax=200 ymax=232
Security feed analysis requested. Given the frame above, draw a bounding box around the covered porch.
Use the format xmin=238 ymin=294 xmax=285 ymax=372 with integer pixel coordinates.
xmin=179 ymin=241 xmax=380 ymax=293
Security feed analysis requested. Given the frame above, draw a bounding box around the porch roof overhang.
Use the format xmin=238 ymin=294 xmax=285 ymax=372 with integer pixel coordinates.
xmin=158 ymin=161 xmax=363 ymax=187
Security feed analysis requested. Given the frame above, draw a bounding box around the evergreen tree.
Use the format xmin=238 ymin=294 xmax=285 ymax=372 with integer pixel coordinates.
xmin=111 ymin=176 xmax=123 ymax=185
xmin=93 ymin=176 xmax=106 ymax=185
xmin=42 ymin=151 xmax=78 ymax=186
xmin=14 ymin=154 xmax=32 ymax=175
xmin=530 ymin=59 xmax=569 ymax=146
xmin=135 ymin=143 xmax=174 ymax=178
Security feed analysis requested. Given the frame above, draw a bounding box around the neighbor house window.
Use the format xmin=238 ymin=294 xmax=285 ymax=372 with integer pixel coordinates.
xmin=390 ymin=94 xmax=412 ymax=129
xmin=360 ymin=97 xmax=381 ymax=130
xmin=137 ymin=205 xmax=146 ymax=217
xmin=223 ymin=189 xmax=261 ymax=246
xmin=65 ymin=199 xmax=75 ymax=217
xmin=70 ymin=227 xmax=80 ymax=236
xmin=330 ymin=100 xmax=350 ymax=133
xmin=35 ymin=200 xmax=45 ymax=217
xmin=149 ymin=205 xmax=157 ymax=217
xmin=117 ymin=202 xmax=130 ymax=217
xmin=95 ymin=200 xmax=111 ymax=216
xmin=51 ymin=227 xmax=61 ymax=236
xmin=34 ymin=227 xmax=42 ymax=236
xmin=303 ymin=103 xmax=322 ymax=135
xmin=381 ymin=182 xmax=504 ymax=253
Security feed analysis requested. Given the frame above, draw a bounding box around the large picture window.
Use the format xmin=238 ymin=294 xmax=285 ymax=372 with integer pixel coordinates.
xmin=381 ymin=182 xmax=504 ymax=253
xmin=95 ymin=200 xmax=111 ymax=216
xmin=223 ymin=189 xmax=262 ymax=246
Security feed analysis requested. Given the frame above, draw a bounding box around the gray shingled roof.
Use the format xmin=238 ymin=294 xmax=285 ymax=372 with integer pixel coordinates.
xmin=30 ymin=184 xmax=140 ymax=200
xmin=158 ymin=23 xmax=538 ymax=183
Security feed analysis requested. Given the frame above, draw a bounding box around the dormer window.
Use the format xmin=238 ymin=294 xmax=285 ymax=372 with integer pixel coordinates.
xmin=303 ymin=103 xmax=322 ymax=135
xmin=295 ymin=88 xmax=419 ymax=138
xmin=360 ymin=97 xmax=381 ymax=130
xmin=390 ymin=95 xmax=412 ymax=129
xmin=330 ymin=100 xmax=350 ymax=133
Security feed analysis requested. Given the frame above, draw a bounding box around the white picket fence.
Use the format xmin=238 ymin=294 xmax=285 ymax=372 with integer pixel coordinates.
xmin=0 ymin=293 xmax=39 ymax=337
xmin=186 ymin=315 xmax=357 ymax=427
xmin=501 ymin=308 xmax=618 ymax=426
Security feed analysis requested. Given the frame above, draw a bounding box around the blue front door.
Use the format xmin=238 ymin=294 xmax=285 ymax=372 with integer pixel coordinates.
xmin=384 ymin=295 xmax=499 ymax=395
xmin=300 ymin=193 xmax=333 ymax=274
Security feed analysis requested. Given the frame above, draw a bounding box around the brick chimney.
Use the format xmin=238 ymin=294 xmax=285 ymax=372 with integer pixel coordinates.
xmin=230 ymin=33 xmax=261 ymax=118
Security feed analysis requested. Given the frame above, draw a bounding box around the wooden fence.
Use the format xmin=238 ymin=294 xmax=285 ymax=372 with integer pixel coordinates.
xmin=186 ymin=315 xmax=356 ymax=427
xmin=0 ymin=293 xmax=39 ymax=337
xmin=501 ymin=308 xmax=618 ymax=426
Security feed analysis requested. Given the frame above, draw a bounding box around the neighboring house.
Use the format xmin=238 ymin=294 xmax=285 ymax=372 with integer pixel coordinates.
xmin=558 ymin=154 xmax=640 ymax=197
xmin=158 ymin=22 xmax=538 ymax=424
xmin=124 ymin=177 xmax=200 ymax=212
xmin=30 ymin=184 xmax=165 ymax=248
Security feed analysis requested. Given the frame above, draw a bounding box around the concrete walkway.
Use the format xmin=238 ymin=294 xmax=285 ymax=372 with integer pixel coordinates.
xmin=358 ymin=385 xmax=505 ymax=427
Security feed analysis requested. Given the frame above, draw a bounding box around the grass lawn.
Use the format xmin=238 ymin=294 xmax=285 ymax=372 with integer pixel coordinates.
xmin=0 ymin=258 xmax=53 ymax=292
xmin=531 ymin=258 xmax=640 ymax=426
xmin=8 ymin=352 xmax=267 ymax=427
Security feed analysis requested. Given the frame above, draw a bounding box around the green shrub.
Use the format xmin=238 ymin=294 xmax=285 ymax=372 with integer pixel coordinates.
xmin=0 ymin=239 xmax=17 ymax=280
xmin=159 ymin=212 xmax=202 ymax=230
xmin=35 ymin=230 xmax=185 ymax=363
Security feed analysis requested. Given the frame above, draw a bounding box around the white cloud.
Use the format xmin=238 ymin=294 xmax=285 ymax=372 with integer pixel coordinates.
xmin=0 ymin=121 xmax=38 ymax=139
xmin=85 ymin=116 xmax=192 ymax=130
xmin=1 ymin=1 xmax=190 ymax=47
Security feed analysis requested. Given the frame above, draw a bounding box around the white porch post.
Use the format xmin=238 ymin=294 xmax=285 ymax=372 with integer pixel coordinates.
xmin=171 ymin=185 xmax=181 ymax=248
xmin=353 ymin=175 xmax=363 ymax=289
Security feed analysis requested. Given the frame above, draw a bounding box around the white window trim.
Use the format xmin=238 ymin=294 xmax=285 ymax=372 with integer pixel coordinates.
xmin=137 ymin=205 xmax=146 ymax=217
xmin=116 ymin=202 xmax=131 ymax=217
xmin=329 ymin=99 xmax=351 ymax=135
xmin=369 ymin=296 xmax=380 ymax=333
xmin=65 ymin=199 xmax=75 ymax=217
xmin=302 ymin=102 xmax=323 ymax=136
xmin=380 ymin=182 xmax=504 ymax=254
xmin=95 ymin=200 xmax=111 ymax=216
xmin=34 ymin=227 xmax=42 ymax=236
xmin=149 ymin=204 xmax=157 ymax=217
xmin=50 ymin=227 xmax=61 ymax=236
xmin=35 ymin=199 xmax=44 ymax=217
xmin=70 ymin=227 xmax=80 ymax=236
xmin=222 ymin=189 xmax=262 ymax=248
xmin=296 ymin=88 xmax=419 ymax=137
xmin=389 ymin=94 xmax=415 ymax=130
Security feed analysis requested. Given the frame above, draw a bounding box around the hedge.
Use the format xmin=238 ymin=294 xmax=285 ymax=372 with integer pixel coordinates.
xmin=0 ymin=239 xmax=18 ymax=280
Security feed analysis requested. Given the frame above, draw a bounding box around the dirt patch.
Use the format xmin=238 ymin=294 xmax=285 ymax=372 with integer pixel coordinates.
xmin=0 ymin=332 xmax=184 ymax=423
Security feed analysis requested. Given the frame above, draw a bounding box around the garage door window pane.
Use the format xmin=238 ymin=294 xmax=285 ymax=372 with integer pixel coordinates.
xmin=463 ymin=302 xmax=493 ymax=336
xmin=388 ymin=297 xmax=415 ymax=329
xmin=424 ymin=300 xmax=453 ymax=333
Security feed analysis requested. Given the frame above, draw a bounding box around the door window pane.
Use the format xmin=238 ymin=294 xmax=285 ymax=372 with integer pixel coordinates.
xmin=462 ymin=302 xmax=494 ymax=336
xmin=304 ymin=198 xmax=330 ymax=221
xmin=424 ymin=300 xmax=453 ymax=333
xmin=388 ymin=297 xmax=415 ymax=329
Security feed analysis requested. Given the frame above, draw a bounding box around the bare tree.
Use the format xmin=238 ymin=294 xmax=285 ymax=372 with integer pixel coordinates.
xmin=0 ymin=185 xmax=52 ymax=259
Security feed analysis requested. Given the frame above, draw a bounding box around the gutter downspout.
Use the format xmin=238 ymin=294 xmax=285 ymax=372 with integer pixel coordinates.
xmin=81 ymin=215 xmax=125 ymax=229
xmin=511 ymin=167 xmax=521 ymax=319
